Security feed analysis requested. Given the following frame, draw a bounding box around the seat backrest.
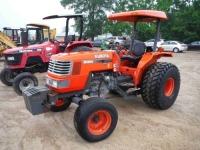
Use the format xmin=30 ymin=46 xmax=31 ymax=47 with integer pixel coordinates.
xmin=130 ymin=42 xmax=146 ymax=57
xmin=65 ymin=34 xmax=75 ymax=44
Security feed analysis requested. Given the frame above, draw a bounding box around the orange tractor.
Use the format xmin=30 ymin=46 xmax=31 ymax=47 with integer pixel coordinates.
xmin=22 ymin=10 xmax=180 ymax=142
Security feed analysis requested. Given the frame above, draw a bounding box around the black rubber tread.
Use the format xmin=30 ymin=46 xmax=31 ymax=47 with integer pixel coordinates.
xmin=50 ymin=99 xmax=72 ymax=112
xmin=71 ymin=46 xmax=92 ymax=52
xmin=141 ymin=62 xmax=180 ymax=110
xmin=74 ymin=97 xmax=118 ymax=142
xmin=13 ymin=72 xmax=38 ymax=95
xmin=0 ymin=68 xmax=14 ymax=86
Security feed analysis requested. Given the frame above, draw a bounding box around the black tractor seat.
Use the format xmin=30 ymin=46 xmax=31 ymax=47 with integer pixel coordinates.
xmin=65 ymin=34 xmax=75 ymax=43
xmin=59 ymin=35 xmax=76 ymax=52
xmin=121 ymin=42 xmax=146 ymax=64
xmin=121 ymin=55 xmax=142 ymax=63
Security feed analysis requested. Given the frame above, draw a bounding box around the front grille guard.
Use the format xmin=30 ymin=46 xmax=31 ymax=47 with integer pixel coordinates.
xmin=48 ymin=59 xmax=73 ymax=76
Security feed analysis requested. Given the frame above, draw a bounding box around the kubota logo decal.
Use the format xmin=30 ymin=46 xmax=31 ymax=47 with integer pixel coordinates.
xmin=95 ymin=54 xmax=109 ymax=59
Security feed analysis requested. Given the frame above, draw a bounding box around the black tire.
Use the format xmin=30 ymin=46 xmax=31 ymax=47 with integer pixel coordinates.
xmin=71 ymin=46 xmax=92 ymax=52
xmin=74 ymin=97 xmax=118 ymax=142
xmin=0 ymin=68 xmax=14 ymax=86
xmin=13 ymin=72 xmax=38 ymax=95
xmin=141 ymin=62 xmax=180 ymax=110
xmin=50 ymin=98 xmax=72 ymax=112
xmin=173 ymin=47 xmax=179 ymax=53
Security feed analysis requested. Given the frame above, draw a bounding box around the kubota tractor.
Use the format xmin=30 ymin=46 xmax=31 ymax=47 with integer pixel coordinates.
xmin=0 ymin=15 xmax=92 ymax=95
xmin=22 ymin=10 xmax=180 ymax=142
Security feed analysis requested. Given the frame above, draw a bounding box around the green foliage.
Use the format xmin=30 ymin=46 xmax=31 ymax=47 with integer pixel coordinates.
xmin=164 ymin=0 xmax=200 ymax=43
xmin=60 ymin=0 xmax=114 ymax=40
xmin=102 ymin=21 xmax=132 ymax=36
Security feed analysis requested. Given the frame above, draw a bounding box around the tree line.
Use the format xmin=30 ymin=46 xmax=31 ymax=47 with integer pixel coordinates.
xmin=60 ymin=0 xmax=200 ymax=43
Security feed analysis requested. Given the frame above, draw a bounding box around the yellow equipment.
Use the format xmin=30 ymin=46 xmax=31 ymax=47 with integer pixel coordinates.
xmin=3 ymin=27 xmax=21 ymax=45
xmin=0 ymin=31 xmax=17 ymax=56
xmin=43 ymin=28 xmax=56 ymax=39
xmin=26 ymin=23 xmax=56 ymax=41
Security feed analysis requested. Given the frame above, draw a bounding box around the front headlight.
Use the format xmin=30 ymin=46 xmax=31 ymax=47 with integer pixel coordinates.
xmin=7 ymin=56 xmax=15 ymax=60
xmin=46 ymin=78 xmax=69 ymax=88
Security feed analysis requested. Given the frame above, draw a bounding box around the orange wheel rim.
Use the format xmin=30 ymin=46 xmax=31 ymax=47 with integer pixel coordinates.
xmin=164 ymin=78 xmax=175 ymax=97
xmin=88 ymin=110 xmax=111 ymax=135
xmin=55 ymin=98 xmax=64 ymax=107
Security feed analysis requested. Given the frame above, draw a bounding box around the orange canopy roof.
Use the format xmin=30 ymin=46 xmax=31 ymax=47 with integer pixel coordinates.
xmin=108 ymin=10 xmax=167 ymax=22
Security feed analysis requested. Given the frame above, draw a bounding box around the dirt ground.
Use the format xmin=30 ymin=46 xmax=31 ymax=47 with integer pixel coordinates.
xmin=0 ymin=51 xmax=200 ymax=150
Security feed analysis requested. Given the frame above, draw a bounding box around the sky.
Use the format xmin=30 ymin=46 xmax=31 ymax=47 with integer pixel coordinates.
xmin=0 ymin=0 xmax=75 ymax=35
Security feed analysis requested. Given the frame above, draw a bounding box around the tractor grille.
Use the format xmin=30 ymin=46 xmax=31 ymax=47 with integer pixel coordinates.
xmin=4 ymin=53 xmax=23 ymax=66
xmin=48 ymin=59 xmax=72 ymax=75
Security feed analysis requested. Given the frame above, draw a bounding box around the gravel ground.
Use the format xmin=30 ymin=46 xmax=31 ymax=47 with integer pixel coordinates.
xmin=0 ymin=51 xmax=199 ymax=150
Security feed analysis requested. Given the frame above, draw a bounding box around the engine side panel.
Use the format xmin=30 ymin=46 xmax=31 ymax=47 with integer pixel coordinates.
xmin=46 ymin=51 xmax=120 ymax=93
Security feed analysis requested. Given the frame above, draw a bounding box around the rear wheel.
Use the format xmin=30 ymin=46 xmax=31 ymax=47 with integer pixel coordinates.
xmin=0 ymin=68 xmax=15 ymax=86
xmin=50 ymin=98 xmax=72 ymax=112
xmin=74 ymin=97 xmax=118 ymax=142
xmin=141 ymin=62 xmax=180 ymax=110
xmin=13 ymin=72 xmax=38 ymax=95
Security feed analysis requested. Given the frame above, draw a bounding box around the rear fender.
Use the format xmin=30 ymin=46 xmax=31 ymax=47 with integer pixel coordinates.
xmin=135 ymin=52 xmax=173 ymax=86
xmin=65 ymin=41 xmax=93 ymax=52
xmin=119 ymin=52 xmax=172 ymax=87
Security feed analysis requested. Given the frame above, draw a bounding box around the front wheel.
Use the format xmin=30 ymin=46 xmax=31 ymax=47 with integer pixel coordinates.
xmin=0 ymin=68 xmax=15 ymax=86
xmin=141 ymin=62 xmax=180 ymax=110
xmin=50 ymin=98 xmax=72 ymax=112
xmin=13 ymin=72 xmax=38 ymax=95
xmin=74 ymin=97 xmax=118 ymax=142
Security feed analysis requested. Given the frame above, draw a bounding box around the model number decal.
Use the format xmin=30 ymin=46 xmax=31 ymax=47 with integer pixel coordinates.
xmin=95 ymin=54 xmax=109 ymax=59
xmin=83 ymin=59 xmax=112 ymax=64
xmin=18 ymin=48 xmax=42 ymax=53
xmin=83 ymin=60 xmax=94 ymax=64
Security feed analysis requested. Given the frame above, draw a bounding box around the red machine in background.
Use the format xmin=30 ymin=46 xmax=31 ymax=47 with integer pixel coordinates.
xmin=0 ymin=14 xmax=92 ymax=95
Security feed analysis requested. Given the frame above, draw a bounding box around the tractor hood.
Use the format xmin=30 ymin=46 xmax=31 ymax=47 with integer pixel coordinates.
xmin=3 ymin=41 xmax=51 ymax=54
xmin=50 ymin=50 xmax=115 ymax=62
